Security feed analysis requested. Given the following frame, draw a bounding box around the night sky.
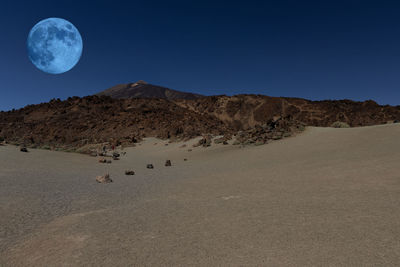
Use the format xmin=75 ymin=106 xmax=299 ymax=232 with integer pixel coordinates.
xmin=2 ymin=0 xmax=400 ymax=111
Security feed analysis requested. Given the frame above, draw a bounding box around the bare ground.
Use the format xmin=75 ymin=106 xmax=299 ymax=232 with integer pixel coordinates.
xmin=1 ymin=124 xmax=400 ymax=266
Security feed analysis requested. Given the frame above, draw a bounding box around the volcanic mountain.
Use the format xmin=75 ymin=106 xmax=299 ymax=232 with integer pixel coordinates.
xmin=1 ymin=82 xmax=400 ymax=151
xmin=96 ymin=80 xmax=203 ymax=100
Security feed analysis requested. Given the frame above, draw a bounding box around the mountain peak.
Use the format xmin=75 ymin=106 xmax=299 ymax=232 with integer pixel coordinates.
xmin=96 ymin=81 xmax=203 ymax=100
xmin=131 ymin=80 xmax=148 ymax=86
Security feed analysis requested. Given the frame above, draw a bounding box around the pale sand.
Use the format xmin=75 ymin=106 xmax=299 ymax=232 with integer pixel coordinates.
xmin=1 ymin=124 xmax=400 ymax=266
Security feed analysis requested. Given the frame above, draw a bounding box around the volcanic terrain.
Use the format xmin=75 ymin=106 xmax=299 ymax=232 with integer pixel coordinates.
xmin=1 ymin=81 xmax=400 ymax=151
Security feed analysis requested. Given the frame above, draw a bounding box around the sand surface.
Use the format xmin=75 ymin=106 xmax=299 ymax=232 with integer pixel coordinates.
xmin=1 ymin=124 xmax=400 ymax=266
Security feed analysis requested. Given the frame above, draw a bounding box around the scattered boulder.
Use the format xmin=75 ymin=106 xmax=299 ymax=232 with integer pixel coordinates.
xmin=112 ymin=152 xmax=120 ymax=158
xmin=232 ymin=116 xmax=304 ymax=145
xmin=165 ymin=160 xmax=171 ymax=166
xmin=125 ymin=170 xmax=135 ymax=175
xmin=214 ymin=137 xmax=225 ymax=144
xmin=202 ymin=135 xmax=212 ymax=147
xmin=193 ymin=135 xmax=212 ymax=147
xmin=283 ymin=132 xmax=291 ymax=137
xmin=184 ymin=158 xmax=188 ymax=161
xmin=147 ymin=164 xmax=154 ymax=169
xmin=272 ymin=134 xmax=282 ymax=140
xmin=98 ymin=158 xmax=107 ymax=163
xmin=96 ymin=174 xmax=112 ymax=183
xmin=331 ymin=121 xmax=350 ymax=128
xmin=255 ymin=141 xmax=265 ymax=146
xmin=20 ymin=147 xmax=28 ymax=152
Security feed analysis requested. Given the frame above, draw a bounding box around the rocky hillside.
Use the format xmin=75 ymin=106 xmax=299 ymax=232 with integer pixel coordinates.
xmin=0 ymin=96 xmax=228 ymax=150
xmin=0 ymin=93 xmax=399 ymax=152
xmin=97 ymin=80 xmax=203 ymax=100
xmin=174 ymin=95 xmax=400 ymax=129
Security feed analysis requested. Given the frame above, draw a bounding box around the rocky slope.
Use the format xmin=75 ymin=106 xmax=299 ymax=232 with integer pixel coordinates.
xmin=0 ymin=96 xmax=228 ymax=151
xmin=174 ymin=95 xmax=400 ymax=129
xmin=1 ymin=93 xmax=399 ymax=152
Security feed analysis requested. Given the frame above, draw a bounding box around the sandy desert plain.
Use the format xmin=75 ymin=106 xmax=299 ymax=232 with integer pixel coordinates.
xmin=1 ymin=123 xmax=400 ymax=266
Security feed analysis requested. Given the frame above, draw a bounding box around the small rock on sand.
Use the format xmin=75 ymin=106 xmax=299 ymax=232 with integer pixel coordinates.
xmin=147 ymin=164 xmax=154 ymax=169
xmin=125 ymin=170 xmax=135 ymax=175
xmin=20 ymin=147 xmax=28 ymax=152
xmin=165 ymin=160 xmax=171 ymax=166
xmin=96 ymin=174 xmax=112 ymax=183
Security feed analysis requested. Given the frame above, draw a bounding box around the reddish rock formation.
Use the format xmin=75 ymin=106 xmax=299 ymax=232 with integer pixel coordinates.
xmin=0 ymin=93 xmax=399 ymax=151
xmin=0 ymin=95 xmax=228 ymax=150
xmin=174 ymin=95 xmax=400 ymax=129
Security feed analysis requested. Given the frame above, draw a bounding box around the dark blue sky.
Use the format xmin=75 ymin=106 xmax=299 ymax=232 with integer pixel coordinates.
xmin=2 ymin=0 xmax=400 ymax=110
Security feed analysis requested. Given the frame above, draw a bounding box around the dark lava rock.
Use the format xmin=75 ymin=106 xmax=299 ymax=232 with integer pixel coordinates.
xmin=147 ymin=164 xmax=154 ymax=169
xmin=194 ymin=135 xmax=212 ymax=147
xmin=125 ymin=170 xmax=135 ymax=175
xmin=165 ymin=160 xmax=171 ymax=166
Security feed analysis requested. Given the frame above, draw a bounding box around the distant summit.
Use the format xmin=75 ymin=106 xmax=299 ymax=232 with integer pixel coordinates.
xmin=96 ymin=80 xmax=203 ymax=100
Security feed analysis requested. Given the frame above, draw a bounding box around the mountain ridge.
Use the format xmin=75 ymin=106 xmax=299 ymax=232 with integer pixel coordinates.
xmin=1 ymin=82 xmax=400 ymax=151
xmin=96 ymin=80 xmax=203 ymax=100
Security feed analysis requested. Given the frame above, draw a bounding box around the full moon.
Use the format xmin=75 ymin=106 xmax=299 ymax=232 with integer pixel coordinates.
xmin=27 ymin=18 xmax=83 ymax=74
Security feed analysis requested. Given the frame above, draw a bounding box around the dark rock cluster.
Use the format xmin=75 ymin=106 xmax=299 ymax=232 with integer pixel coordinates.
xmin=233 ymin=116 xmax=305 ymax=145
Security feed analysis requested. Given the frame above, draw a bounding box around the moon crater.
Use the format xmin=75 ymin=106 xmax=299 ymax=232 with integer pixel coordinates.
xmin=27 ymin=18 xmax=83 ymax=74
